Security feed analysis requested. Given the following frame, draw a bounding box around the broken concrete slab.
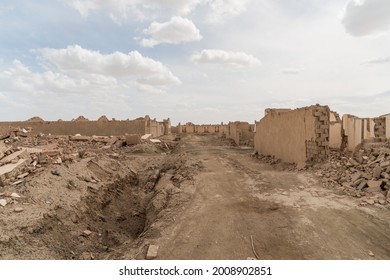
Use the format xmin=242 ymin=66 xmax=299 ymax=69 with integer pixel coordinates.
xmin=0 ymin=131 xmax=10 ymax=140
xmin=351 ymin=172 xmax=362 ymax=183
xmin=81 ymin=230 xmax=92 ymax=237
xmin=21 ymin=147 xmax=43 ymax=154
xmin=366 ymin=180 xmax=383 ymax=193
xmin=126 ymin=134 xmax=141 ymax=145
xmin=348 ymin=158 xmax=359 ymax=166
xmin=357 ymin=180 xmax=368 ymax=190
xmin=146 ymin=244 xmax=159 ymax=260
xmin=381 ymin=161 xmax=390 ymax=168
xmin=0 ymin=149 xmax=29 ymax=164
xmin=70 ymin=135 xmax=90 ymax=142
xmin=106 ymin=137 xmax=118 ymax=146
xmin=0 ymin=199 xmax=7 ymax=207
xmin=0 ymin=142 xmax=11 ymax=159
xmin=141 ymin=134 xmax=152 ymax=140
xmin=17 ymin=172 xmax=29 ymax=179
xmin=11 ymin=192 xmax=21 ymax=198
xmin=0 ymin=158 xmax=27 ymax=180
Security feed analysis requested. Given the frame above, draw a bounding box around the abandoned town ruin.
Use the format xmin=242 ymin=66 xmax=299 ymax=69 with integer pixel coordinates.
xmin=1 ymin=105 xmax=390 ymax=260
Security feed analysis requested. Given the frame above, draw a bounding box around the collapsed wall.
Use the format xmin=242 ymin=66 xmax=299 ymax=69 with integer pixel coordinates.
xmin=254 ymin=105 xmax=330 ymax=166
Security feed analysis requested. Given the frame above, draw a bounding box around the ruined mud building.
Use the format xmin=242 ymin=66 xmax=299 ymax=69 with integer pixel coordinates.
xmin=254 ymin=106 xmax=389 ymax=166
xmin=0 ymin=115 xmax=171 ymax=138
xmin=177 ymin=121 xmax=255 ymax=146
xmin=175 ymin=105 xmax=389 ymax=168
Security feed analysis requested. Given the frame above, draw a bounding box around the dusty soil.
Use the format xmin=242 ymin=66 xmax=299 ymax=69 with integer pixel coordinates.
xmin=1 ymin=134 xmax=390 ymax=259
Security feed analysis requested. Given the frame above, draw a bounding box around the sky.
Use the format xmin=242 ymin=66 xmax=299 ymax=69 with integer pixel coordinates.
xmin=0 ymin=0 xmax=389 ymax=125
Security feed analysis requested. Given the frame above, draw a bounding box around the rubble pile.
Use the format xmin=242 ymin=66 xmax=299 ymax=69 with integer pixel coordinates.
xmin=316 ymin=141 xmax=390 ymax=205
xmin=0 ymin=128 xmax=173 ymax=192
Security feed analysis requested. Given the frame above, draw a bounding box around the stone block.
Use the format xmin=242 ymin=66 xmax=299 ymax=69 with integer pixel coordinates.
xmin=141 ymin=134 xmax=152 ymax=140
xmin=373 ymin=166 xmax=382 ymax=179
xmin=126 ymin=134 xmax=141 ymax=145
xmin=366 ymin=180 xmax=383 ymax=193
xmin=381 ymin=161 xmax=390 ymax=168
xmin=70 ymin=135 xmax=90 ymax=141
xmin=0 ymin=159 xmax=27 ymax=180
xmin=146 ymin=245 xmax=159 ymax=260
xmin=0 ymin=149 xmax=29 ymax=164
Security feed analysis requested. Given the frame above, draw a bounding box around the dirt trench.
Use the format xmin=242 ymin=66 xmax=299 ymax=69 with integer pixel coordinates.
xmin=29 ymin=154 xmax=198 ymax=259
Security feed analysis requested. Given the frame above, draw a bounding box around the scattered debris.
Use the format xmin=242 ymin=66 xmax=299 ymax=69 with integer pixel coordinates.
xmin=81 ymin=230 xmax=93 ymax=237
xmin=14 ymin=207 xmax=24 ymax=213
xmin=51 ymin=170 xmax=61 ymax=176
xmin=146 ymin=244 xmax=159 ymax=260
xmin=0 ymin=199 xmax=7 ymax=207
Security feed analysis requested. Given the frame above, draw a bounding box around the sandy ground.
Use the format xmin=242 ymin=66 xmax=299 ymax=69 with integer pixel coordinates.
xmin=1 ymin=134 xmax=390 ymax=259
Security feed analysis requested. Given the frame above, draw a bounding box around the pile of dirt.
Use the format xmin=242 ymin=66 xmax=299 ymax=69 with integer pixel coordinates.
xmin=26 ymin=116 xmax=44 ymax=122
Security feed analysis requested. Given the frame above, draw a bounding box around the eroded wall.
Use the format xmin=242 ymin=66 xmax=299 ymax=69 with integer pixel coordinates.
xmin=254 ymin=105 xmax=330 ymax=165
xmin=329 ymin=111 xmax=342 ymax=149
xmin=0 ymin=116 xmax=170 ymax=137
xmin=342 ymin=115 xmax=377 ymax=152
xmin=374 ymin=117 xmax=386 ymax=138
xmin=227 ymin=122 xmax=255 ymax=146
xmin=178 ymin=123 xmax=227 ymax=135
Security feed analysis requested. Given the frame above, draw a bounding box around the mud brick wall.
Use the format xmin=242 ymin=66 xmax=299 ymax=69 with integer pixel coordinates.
xmin=178 ymin=124 xmax=228 ymax=135
xmin=254 ymin=105 xmax=330 ymax=166
xmin=227 ymin=122 xmax=255 ymax=146
xmin=374 ymin=117 xmax=386 ymax=138
xmin=329 ymin=111 xmax=342 ymax=149
xmin=386 ymin=116 xmax=390 ymax=138
xmin=308 ymin=107 xmax=330 ymax=162
xmin=0 ymin=120 xmax=148 ymax=137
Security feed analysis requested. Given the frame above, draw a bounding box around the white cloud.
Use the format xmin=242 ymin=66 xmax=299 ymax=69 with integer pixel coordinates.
xmin=206 ymin=0 xmax=249 ymax=23
xmin=0 ymin=45 xmax=181 ymax=104
xmin=139 ymin=17 xmax=202 ymax=47
xmin=341 ymin=0 xmax=390 ymax=36
xmin=280 ymin=68 xmax=304 ymax=75
xmin=0 ymin=59 xmax=118 ymax=96
xmin=361 ymin=56 xmax=390 ymax=64
xmin=65 ymin=0 xmax=201 ymax=21
xmin=65 ymin=0 xmax=249 ymax=23
xmin=36 ymin=45 xmax=181 ymax=86
xmin=191 ymin=49 xmax=260 ymax=67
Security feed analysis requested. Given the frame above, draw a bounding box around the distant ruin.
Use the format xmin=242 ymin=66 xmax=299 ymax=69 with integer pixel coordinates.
xmin=0 ymin=115 xmax=171 ymax=138
xmin=177 ymin=121 xmax=255 ymax=146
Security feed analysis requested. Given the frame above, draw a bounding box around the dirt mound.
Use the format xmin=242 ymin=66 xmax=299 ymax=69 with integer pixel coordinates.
xmin=26 ymin=116 xmax=44 ymax=122
xmin=128 ymin=143 xmax=163 ymax=154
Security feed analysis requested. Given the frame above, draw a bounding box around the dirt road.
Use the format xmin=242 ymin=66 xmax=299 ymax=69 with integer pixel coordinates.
xmin=145 ymin=134 xmax=390 ymax=260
